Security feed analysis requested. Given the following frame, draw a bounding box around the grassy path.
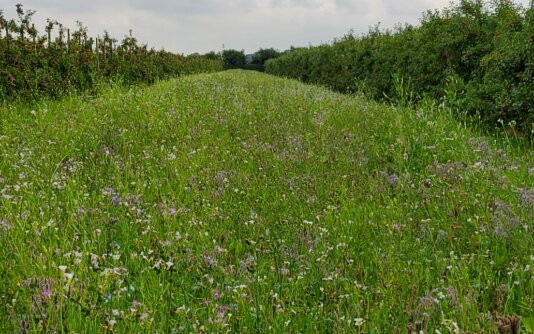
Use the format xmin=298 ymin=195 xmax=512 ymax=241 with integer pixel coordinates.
xmin=0 ymin=70 xmax=533 ymax=332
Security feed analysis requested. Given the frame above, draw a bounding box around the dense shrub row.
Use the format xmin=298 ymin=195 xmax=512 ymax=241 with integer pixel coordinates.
xmin=266 ymin=0 xmax=533 ymax=138
xmin=0 ymin=5 xmax=223 ymax=101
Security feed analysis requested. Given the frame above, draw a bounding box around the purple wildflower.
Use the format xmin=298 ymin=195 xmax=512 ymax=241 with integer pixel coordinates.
xmin=520 ymin=188 xmax=533 ymax=204
xmin=217 ymin=305 xmax=230 ymax=318
xmin=42 ymin=288 xmax=51 ymax=299
xmin=111 ymin=195 xmax=120 ymax=206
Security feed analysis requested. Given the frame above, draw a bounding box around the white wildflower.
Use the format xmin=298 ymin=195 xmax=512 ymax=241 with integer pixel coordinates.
xmin=353 ymin=318 xmax=365 ymax=326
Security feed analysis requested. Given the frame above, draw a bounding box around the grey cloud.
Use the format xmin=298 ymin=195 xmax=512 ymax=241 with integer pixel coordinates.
xmin=11 ymin=0 xmax=109 ymax=13
xmin=335 ymin=0 xmax=363 ymax=9
xmin=10 ymin=0 xmax=256 ymax=16
xmin=127 ymin=0 xmax=256 ymax=16
xmin=270 ymin=0 xmax=322 ymax=7
xmin=269 ymin=0 xmax=364 ymax=9
xmin=383 ymin=0 xmax=439 ymax=17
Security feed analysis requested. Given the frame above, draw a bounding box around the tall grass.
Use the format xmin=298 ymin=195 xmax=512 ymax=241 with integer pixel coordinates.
xmin=0 ymin=70 xmax=532 ymax=332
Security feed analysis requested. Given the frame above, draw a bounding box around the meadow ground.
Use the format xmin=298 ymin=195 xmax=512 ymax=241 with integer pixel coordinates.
xmin=0 ymin=70 xmax=533 ymax=333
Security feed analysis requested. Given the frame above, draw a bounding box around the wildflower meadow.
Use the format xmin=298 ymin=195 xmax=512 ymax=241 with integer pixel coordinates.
xmin=1 ymin=0 xmax=534 ymax=332
xmin=0 ymin=71 xmax=532 ymax=332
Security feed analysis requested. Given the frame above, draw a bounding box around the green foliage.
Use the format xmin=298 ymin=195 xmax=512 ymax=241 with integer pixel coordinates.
xmin=217 ymin=48 xmax=280 ymax=72
xmin=202 ymin=51 xmax=222 ymax=61
xmin=240 ymin=63 xmax=266 ymax=72
xmin=0 ymin=5 xmax=223 ymax=102
xmin=251 ymin=48 xmax=281 ymax=66
xmin=222 ymin=49 xmax=246 ymax=68
xmin=266 ymin=0 xmax=534 ymax=139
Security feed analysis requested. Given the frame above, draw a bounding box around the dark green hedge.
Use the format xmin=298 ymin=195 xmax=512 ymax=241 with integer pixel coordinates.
xmin=0 ymin=5 xmax=223 ymax=101
xmin=266 ymin=0 xmax=533 ymax=138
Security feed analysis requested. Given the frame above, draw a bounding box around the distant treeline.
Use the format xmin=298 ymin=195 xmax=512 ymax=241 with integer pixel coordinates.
xmin=0 ymin=5 xmax=223 ymax=101
xmin=202 ymin=48 xmax=282 ymax=71
xmin=266 ymin=0 xmax=534 ymax=137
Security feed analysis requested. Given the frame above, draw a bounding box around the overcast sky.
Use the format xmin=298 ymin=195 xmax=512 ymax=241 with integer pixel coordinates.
xmin=1 ymin=0 xmax=531 ymax=54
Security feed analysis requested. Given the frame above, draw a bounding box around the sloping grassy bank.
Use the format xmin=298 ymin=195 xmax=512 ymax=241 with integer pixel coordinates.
xmin=0 ymin=70 xmax=532 ymax=332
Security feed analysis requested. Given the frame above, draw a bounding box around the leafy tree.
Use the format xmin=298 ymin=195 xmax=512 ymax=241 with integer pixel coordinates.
xmin=202 ymin=51 xmax=221 ymax=60
xmin=222 ymin=49 xmax=245 ymax=68
xmin=252 ymin=48 xmax=281 ymax=65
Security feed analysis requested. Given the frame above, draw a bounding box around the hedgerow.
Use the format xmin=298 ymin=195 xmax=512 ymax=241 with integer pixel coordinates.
xmin=0 ymin=5 xmax=223 ymax=101
xmin=265 ymin=0 xmax=533 ymax=139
